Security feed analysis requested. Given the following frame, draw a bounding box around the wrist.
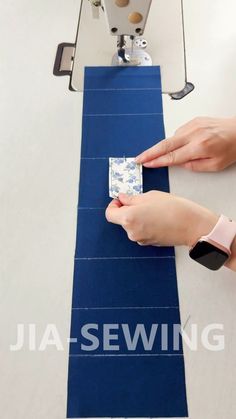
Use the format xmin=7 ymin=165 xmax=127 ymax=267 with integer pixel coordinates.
xmin=228 ymin=117 xmax=236 ymax=163
xmin=186 ymin=205 xmax=219 ymax=248
xmin=225 ymin=236 xmax=236 ymax=271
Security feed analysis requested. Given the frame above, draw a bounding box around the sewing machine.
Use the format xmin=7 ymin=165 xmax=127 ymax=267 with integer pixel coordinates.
xmin=54 ymin=0 xmax=194 ymax=99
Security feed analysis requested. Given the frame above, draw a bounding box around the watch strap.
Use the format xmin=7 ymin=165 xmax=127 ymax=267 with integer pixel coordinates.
xmin=202 ymin=214 xmax=236 ymax=251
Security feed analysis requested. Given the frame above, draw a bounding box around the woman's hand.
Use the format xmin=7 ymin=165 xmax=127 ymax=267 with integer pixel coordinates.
xmin=135 ymin=117 xmax=236 ymax=172
xmin=105 ymin=191 xmax=218 ymax=247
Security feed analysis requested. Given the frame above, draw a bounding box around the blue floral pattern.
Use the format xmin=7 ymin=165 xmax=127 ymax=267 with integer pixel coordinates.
xmin=109 ymin=157 xmax=143 ymax=199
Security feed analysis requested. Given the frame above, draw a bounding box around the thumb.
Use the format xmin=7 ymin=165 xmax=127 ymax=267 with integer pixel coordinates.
xmin=105 ymin=199 xmax=123 ymax=224
xmin=118 ymin=193 xmax=143 ymax=206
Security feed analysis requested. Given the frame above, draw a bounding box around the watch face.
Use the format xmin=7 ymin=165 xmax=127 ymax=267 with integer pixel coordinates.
xmin=189 ymin=240 xmax=229 ymax=271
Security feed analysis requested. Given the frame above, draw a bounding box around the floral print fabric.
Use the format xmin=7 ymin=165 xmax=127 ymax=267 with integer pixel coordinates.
xmin=109 ymin=157 xmax=143 ymax=199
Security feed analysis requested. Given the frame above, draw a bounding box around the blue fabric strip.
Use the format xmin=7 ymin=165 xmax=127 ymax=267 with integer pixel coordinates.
xmin=68 ymin=356 xmax=186 ymax=418
xmin=83 ymin=90 xmax=163 ymax=115
xmin=72 ymin=258 xmax=179 ymax=308
xmin=81 ymin=114 xmax=165 ymax=157
xmin=70 ymin=307 xmax=183 ymax=355
xmin=83 ymin=66 xmax=163 ymax=90
xmin=67 ymin=66 xmax=188 ymax=418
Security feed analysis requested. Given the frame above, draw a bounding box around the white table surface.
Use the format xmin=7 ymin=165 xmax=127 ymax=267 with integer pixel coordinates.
xmin=0 ymin=1 xmax=236 ymax=418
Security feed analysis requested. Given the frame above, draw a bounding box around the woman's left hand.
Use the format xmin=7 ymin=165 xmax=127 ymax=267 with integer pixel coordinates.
xmin=105 ymin=191 xmax=218 ymax=247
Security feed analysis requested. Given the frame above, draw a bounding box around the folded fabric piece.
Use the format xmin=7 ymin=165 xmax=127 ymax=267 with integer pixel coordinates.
xmin=67 ymin=66 xmax=188 ymax=418
xmin=109 ymin=157 xmax=143 ymax=198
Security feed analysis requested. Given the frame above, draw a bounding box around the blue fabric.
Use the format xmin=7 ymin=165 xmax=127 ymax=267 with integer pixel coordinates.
xmin=81 ymin=114 xmax=165 ymax=157
xmin=72 ymin=258 xmax=179 ymax=308
xmin=67 ymin=66 xmax=188 ymax=418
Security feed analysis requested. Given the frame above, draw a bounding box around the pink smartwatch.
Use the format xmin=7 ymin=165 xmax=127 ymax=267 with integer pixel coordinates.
xmin=189 ymin=215 xmax=236 ymax=270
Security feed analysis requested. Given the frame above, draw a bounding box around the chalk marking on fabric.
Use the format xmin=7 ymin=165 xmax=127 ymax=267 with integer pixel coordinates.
xmin=74 ymin=256 xmax=175 ymax=260
xmin=84 ymin=87 xmax=162 ymax=92
xmin=78 ymin=207 xmax=106 ymax=210
xmin=69 ymin=354 xmax=184 ymax=357
xmin=83 ymin=113 xmax=163 ymax=117
xmin=72 ymin=307 xmax=180 ymax=310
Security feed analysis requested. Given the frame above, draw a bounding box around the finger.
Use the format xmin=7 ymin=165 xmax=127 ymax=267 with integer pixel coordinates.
xmin=143 ymin=144 xmax=195 ymax=168
xmin=135 ymin=135 xmax=187 ymax=164
xmin=181 ymin=158 xmax=218 ymax=172
xmin=118 ymin=193 xmax=144 ymax=206
xmin=105 ymin=201 xmax=125 ymax=224
xmin=107 ymin=199 xmax=123 ymax=209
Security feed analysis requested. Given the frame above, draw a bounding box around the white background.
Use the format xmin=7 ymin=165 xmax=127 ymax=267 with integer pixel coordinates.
xmin=0 ymin=1 xmax=236 ymax=418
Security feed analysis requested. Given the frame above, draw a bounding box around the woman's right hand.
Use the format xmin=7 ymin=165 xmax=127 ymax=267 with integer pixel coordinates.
xmin=136 ymin=117 xmax=236 ymax=172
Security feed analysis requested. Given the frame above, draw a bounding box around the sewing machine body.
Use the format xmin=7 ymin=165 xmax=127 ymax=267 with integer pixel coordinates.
xmin=54 ymin=0 xmax=194 ymax=98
